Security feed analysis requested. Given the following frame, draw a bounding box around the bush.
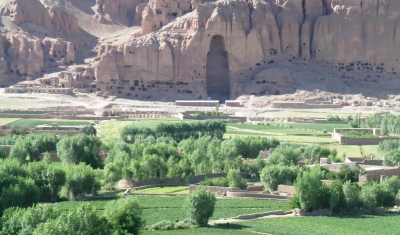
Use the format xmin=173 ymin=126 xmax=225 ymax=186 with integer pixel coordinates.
xmin=145 ymin=219 xmax=193 ymax=231
xmin=185 ymin=189 xmax=216 ymax=227
xmin=199 ymin=177 xmax=229 ymax=187
xmin=104 ymin=197 xmax=144 ymax=235
xmin=260 ymin=165 xmax=298 ymax=191
xmin=0 ymin=205 xmax=60 ymax=235
xmin=0 ymin=175 xmax=41 ymax=215
xmin=32 ymin=203 xmax=111 ymax=235
xmin=227 ymin=169 xmax=247 ymax=190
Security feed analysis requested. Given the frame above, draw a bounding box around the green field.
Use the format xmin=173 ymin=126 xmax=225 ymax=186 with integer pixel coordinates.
xmin=257 ymin=109 xmax=380 ymax=118
xmin=283 ymin=122 xmax=350 ymax=132
xmin=142 ymin=213 xmax=400 ymax=235
xmin=235 ymin=213 xmax=400 ymax=235
xmin=0 ymin=118 xmax=20 ymax=126
xmin=53 ymin=194 xmax=290 ymax=225
xmin=5 ymin=119 xmax=90 ymax=127
xmin=328 ymin=145 xmax=379 ymax=158
xmin=229 ymin=121 xmax=349 ymax=133
xmin=225 ymin=132 xmax=338 ymax=144
xmin=227 ymin=123 xmax=326 ymax=135
xmin=132 ymin=186 xmax=189 ymax=195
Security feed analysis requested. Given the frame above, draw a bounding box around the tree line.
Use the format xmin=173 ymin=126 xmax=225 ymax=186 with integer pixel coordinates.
xmin=104 ymin=135 xmax=279 ymax=187
xmin=291 ymin=165 xmax=400 ymax=213
xmin=120 ymin=120 xmax=227 ymax=143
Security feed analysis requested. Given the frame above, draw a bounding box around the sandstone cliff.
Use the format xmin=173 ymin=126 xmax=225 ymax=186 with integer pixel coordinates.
xmin=1 ymin=0 xmax=400 ymax=102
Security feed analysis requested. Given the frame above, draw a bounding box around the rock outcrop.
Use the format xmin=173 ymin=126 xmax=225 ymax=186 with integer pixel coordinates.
xmin=0 ymin=0 xmax=79 ymax=35
xmin=2 ymin=0 xmax=400 ymax=101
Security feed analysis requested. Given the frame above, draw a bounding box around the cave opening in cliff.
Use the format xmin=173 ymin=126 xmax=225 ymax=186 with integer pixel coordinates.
xmin=206 ymin=35 xmax=230 ymax=101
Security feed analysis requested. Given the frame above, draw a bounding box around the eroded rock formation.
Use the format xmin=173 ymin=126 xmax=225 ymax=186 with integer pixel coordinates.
xmin=1 ymin=0 xmax=400 ymax=101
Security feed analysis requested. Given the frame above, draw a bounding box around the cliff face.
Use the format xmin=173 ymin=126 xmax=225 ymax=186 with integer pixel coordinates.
xmin=1 ymin=0 xmax=400 ymax=100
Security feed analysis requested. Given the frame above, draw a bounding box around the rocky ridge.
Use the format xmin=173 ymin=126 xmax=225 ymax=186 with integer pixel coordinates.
xmin=0 ymin=0 xmax=400 ymax=105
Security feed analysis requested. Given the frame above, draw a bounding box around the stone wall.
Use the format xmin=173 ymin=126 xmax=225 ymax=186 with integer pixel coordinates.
xmin=271 ymin=102 xmax=342 ymax=109
xmin=364 ymin=168 xmax=400 ymax=182
xmin=332 ymin=128 xmax=393 ymax=145
xmin=277 ymin=185 xmax=295 ymax=195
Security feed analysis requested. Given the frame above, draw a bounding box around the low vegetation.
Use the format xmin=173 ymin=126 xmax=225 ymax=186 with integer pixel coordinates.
xmin=337 ymin=130 xmax=376 ymax=138
xmin=6 ymin=119 xmax=90 ymax=127
xmin=1 ymin=113 xmax=398 ymax=234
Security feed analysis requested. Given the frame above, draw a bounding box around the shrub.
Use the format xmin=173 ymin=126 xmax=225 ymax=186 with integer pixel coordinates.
xmin=289 ymin=194 xmax=301 ymax=209
xmin=199 ymin=177 xmax=229 ymax=187
xmin=32 ymin=203 xmax=111 ymax=235
xmin=0 ymin=205 xmax=60 ymax=235
xmin=185 ymin=189 xmax=216 ymax=227
xmin=42 ymin=152 xmax=52 ymax=164
xmin=104 ymin=197 xmax=144 ymax=235
xmin=145 ymin=220 xmax=193 ymax=231
xmin=227 ymin=169 xmax=247 ymax=190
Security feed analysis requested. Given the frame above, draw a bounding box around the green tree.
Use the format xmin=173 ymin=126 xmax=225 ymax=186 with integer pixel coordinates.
xmin=244 ymin=156 xmax=266 ymax=179
xmin=227 ymin=169 xmax=247 ymax=190
xmin=141 ymin=154 xmax=167 ymax=178
xmin=104 ymin=197 xmax=144 ymax=235
xmin=349 ymin=113 xmax=361 ymax=128
xmin=294 ymin=167 xmax=323 ymax=212
xmin=0 ymin=158 xmax=27 ymax=177
xmin=260 ymin=165 xmax=298 ymax=190
xmin=342 ymin=181 xmax=361 ymax=213
xmin=42 ymin=152 xmax=52 ymax=164
xmin=61 ymin=163 xmax=100 ymax=200
xmin=185 ymin=189 xmax=216 ymax=227
xmin=0 ymin=177 xmax=41 ymax=214
xmin=267 ymin=144 xmax=302 ymax=166
xmin=56 ymin=134 xmax=102 ymax=168
xmin=32 ymin=203 xmax=111 ymax=235
xmin=0 ymin=205 xmax=60 ymax=235
xmin=0 ymin=147 xmax=7 ymax=159
xmin=360 ymin=182 xmax=379 ymax=210
xmin=329 ymin=180 xmax=345 ymax=213
xmin=85 ymin=124 xmax=97 ymax=136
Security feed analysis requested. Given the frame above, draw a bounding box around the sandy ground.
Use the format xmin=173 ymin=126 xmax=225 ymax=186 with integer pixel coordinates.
xmin=0 ymin=88 xmax=396 ymax=119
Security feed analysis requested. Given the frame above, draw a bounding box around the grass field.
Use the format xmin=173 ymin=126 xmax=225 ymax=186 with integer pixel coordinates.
xmin=235 ymin=213 xmax=400 ymax=235
xmin=257 ymin=109 xmax=380 ymax=118
xmin=227 ymin=123 xmax=324 ymax=135
xmin=0 ymin=118 xmax=20 ymax=126
xmin=283 ymin=122 xmax=350 ymax=132
xmin=5 ymin=119 xmax=90 ymax=127
xmin=328 ymin=145 xmax=379 ymax=158
xmin=142 ymin=213 xmax=400 ymax=235
xmin=132 ymin=186 xmax=189 ymax=195
xmin=225 ymin=132 xmax=338 ymax=144
xmin=53 ymin=194 xmax=290 ymax=225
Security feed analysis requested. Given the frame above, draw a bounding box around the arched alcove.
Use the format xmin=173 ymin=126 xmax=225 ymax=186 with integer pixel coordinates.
xmin=206 ymin=35 xmax=230 ymax=101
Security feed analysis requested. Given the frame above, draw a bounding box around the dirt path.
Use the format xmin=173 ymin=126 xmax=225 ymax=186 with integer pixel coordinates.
xmin=209 ymin=210 xmax=294 ymax=225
